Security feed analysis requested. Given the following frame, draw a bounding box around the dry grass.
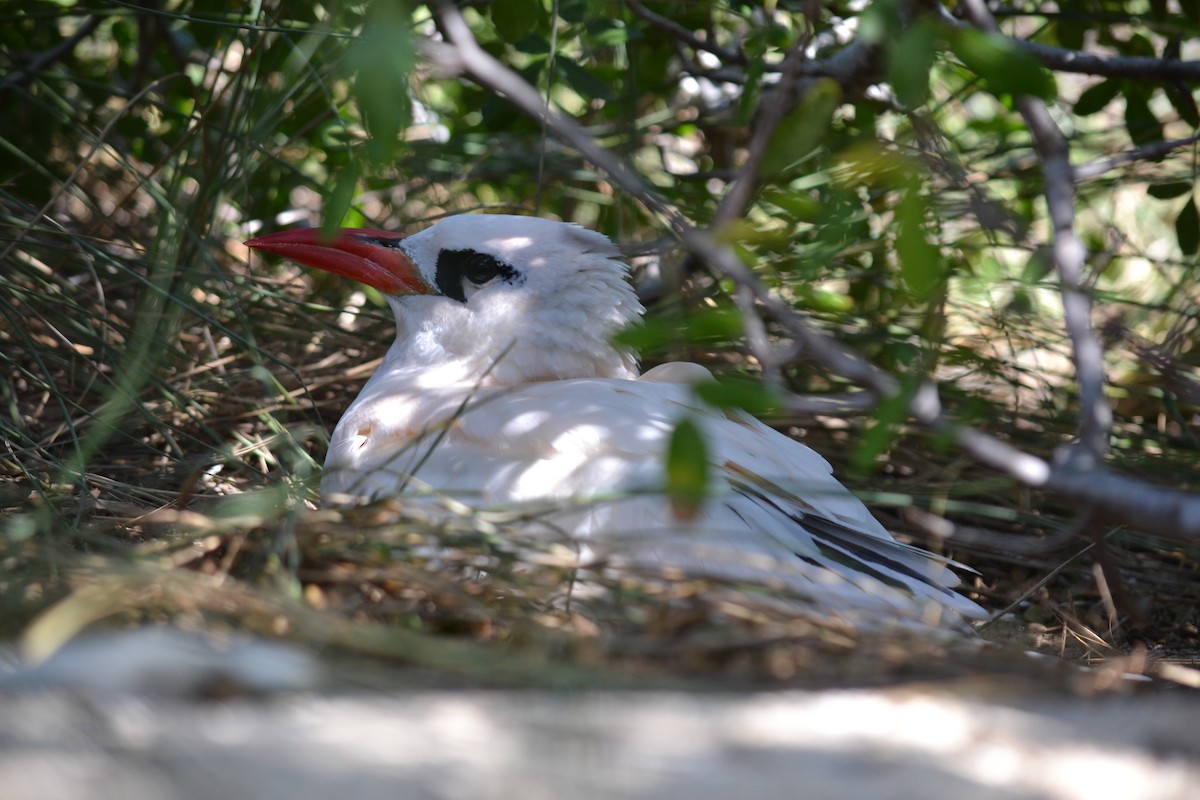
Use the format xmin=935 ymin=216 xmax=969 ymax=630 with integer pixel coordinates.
xmin=2 ymin=3 xmax=1198 ymax=692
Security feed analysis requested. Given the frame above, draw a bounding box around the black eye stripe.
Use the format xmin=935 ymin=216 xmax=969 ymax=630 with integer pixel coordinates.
xmin=435 ymin=249 xmax=517 ymax=303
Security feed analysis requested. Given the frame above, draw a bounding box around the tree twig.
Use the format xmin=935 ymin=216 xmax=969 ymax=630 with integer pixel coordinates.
xmin=428 ymin=0 xmax=1200 ymax=543
xmin=625 ymin=0 xmax=745 ymax=66
xmin=960 ymin=0 xmax=1111 ymax=469
xmin=0 ymin=14 xmax=104 ymax=99
xmin=1073 ymin=133 xmax=1200 ymax=182
xmin=1013 ymin=39 xmax=1200 ymax=82
xmin=936 ymin=2 xmax=1200 ymax=82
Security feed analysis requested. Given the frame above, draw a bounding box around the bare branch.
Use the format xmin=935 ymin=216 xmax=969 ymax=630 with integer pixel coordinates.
xmin=1073 ymin=133 xmax=1200 ymax=182
xmin=936 ymin=3 xmax=1200 ymax=82
xmin=0 ymin=15 xmax=103 ymax=99
xmin=712 ymin=41 xmax=813 ymax=228
xmin=960 ymin=0 xmax=1111 ymax=468
xmin=625 ymin=0 xmax=745 ymax=66
xmin=430 ymin=5 xmax=687 ymax=236
xmin=428 ymin=1 xmax=1200 ymax=543
xmin=1018 ymin=39 xmax=1200 ymax=82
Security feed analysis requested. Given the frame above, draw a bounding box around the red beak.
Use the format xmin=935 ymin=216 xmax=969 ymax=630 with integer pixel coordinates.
xmin=244 ymin=228 xmax=433 ymax=295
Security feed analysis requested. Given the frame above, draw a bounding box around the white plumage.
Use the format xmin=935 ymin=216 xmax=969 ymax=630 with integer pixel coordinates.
xmin=247 ymin=214 xmax=983 ymax=626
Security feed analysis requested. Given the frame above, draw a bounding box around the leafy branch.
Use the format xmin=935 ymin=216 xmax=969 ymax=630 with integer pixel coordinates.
xmin=430 ymin=0 xmax=1200 ymax=542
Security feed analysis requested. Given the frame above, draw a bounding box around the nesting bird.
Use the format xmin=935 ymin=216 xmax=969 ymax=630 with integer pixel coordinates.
xmin=247 ymin=214 xmax=983 ymax=626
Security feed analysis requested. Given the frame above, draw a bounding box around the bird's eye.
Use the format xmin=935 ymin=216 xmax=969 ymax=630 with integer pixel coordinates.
xmin=462 ymin=252 xmax=505 ymax=284
xmin=435 ymin=248 xmax=517 ymax=303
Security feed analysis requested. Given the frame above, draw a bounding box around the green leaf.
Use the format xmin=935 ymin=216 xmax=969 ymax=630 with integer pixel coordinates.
xmin=666 ymin=417 xmax=709 ymax=521
xmin=612 ymin=318 xmax=671 ymax=354
xmin=888 ymin=19 xmax=938 ymax=108
xmin=1020 ymin=246 xmax=1054 ymax=281
xmin=558 ymin=59 xmax=614 ymax=103
xmin=1074 ymin=79 xmax=1121 ymax=116
xmin=1053 ymin=20 xmax=1085 ymax=51
xmin=558 ymin=0 xmax=588 ymax=24
xmin=1124 ymin=90 xmax=1164 ymax=149
xmin=851 ymin=388 xmax=910 ymax=476
xmin=949 ymin=28 xmax=1056 ymax=101
xmin=345 ymin=3 xmax=415 ymax=165
xmin=1164 ymin=81 xmax=1200 ymax=128
xmin=491 ymin=0 xmax=541 ymax=42
xmin=686 ymin=307 xmax=744 ymax=342
xmin=589 ymin=21 xmax=630 ymax=47
xmin=1006 ymin=287 xmax=1035 ymax=316
xmin=760 ymin=78 xmax=842 ymax=179
xmin=761 ymin=188 xmax=823 ymax=220
xmin=1148 ymin=182 xmax=1195 ymax=200
xmin=323 ymin=161 xmax=360 ymax=237
xmin=895 ymin=189 xmax=942 ymax=298
xmin=734 ymin=49 xmax=766 ymax=126
xmin=695 ymin=377 xmax=781 ymax=417
xmin=858 ymin=0 xmax=902 ymax=45
xmin=1177 ymin=196 xmax=1200 ymax=255
xmin=796 ymin=286 xmax=854 ymax=314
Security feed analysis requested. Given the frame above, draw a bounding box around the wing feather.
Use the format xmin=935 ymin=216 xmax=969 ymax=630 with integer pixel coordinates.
xmin=321 ymin=371 xmax=983 ymax=622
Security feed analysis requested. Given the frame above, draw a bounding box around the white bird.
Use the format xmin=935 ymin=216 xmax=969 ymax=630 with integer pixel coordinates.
xmin=247 ymin=215 xmax=984 ymax=627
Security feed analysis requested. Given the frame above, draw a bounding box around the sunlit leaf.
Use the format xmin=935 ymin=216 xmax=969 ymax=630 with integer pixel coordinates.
xmin=895 ymin=189 xmax=942 ymax=298
xmin=836 ymin=140 xmax=921 ymax=189
xmin=796 ymin=287 xmax=855 ymax=314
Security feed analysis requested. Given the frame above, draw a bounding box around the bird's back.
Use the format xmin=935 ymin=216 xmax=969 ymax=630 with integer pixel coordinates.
xmin=321 ymin=368 xmax=984 ymax=625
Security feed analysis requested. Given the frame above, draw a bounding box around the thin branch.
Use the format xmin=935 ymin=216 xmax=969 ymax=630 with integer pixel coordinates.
xmin=708 ymin=39 xmax=814 ymax=384
xmin=430 ymin=5 xmax=687 ymax=235
xmin=712 ymin=41 xmax=813 ymax=227
xmin=625 ymin=0 xmax=745 ymax=66
xmin=960 ymin=0 xmax=1111 ymax=468
xmin=428 ymin=1 xmax=1200 ymax=543
xmin=782 ymin=392 xmax=878 ymax=416
xmin=1018 ymin=39 xmax=1200 ymax=82
xmin=936 ymin=3 xmax=1200 ymax=82
xmin=0 ymin=14 xmax=104 ymax=99
xmin=1073 ymin=133 xmax=1200 ymax=182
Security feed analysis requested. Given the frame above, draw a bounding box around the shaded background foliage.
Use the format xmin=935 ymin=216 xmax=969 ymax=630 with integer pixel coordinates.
xmin=1 ymin=0 xmax=1198 ymax=680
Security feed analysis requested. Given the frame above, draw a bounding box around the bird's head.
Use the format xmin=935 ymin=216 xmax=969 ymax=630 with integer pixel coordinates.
xmin=247 ymin=214 xmax=644 ymax=385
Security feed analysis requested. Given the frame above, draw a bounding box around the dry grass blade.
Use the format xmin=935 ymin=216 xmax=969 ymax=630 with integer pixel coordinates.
xmin=1 ymin=2 xmax=1198 ymax=690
